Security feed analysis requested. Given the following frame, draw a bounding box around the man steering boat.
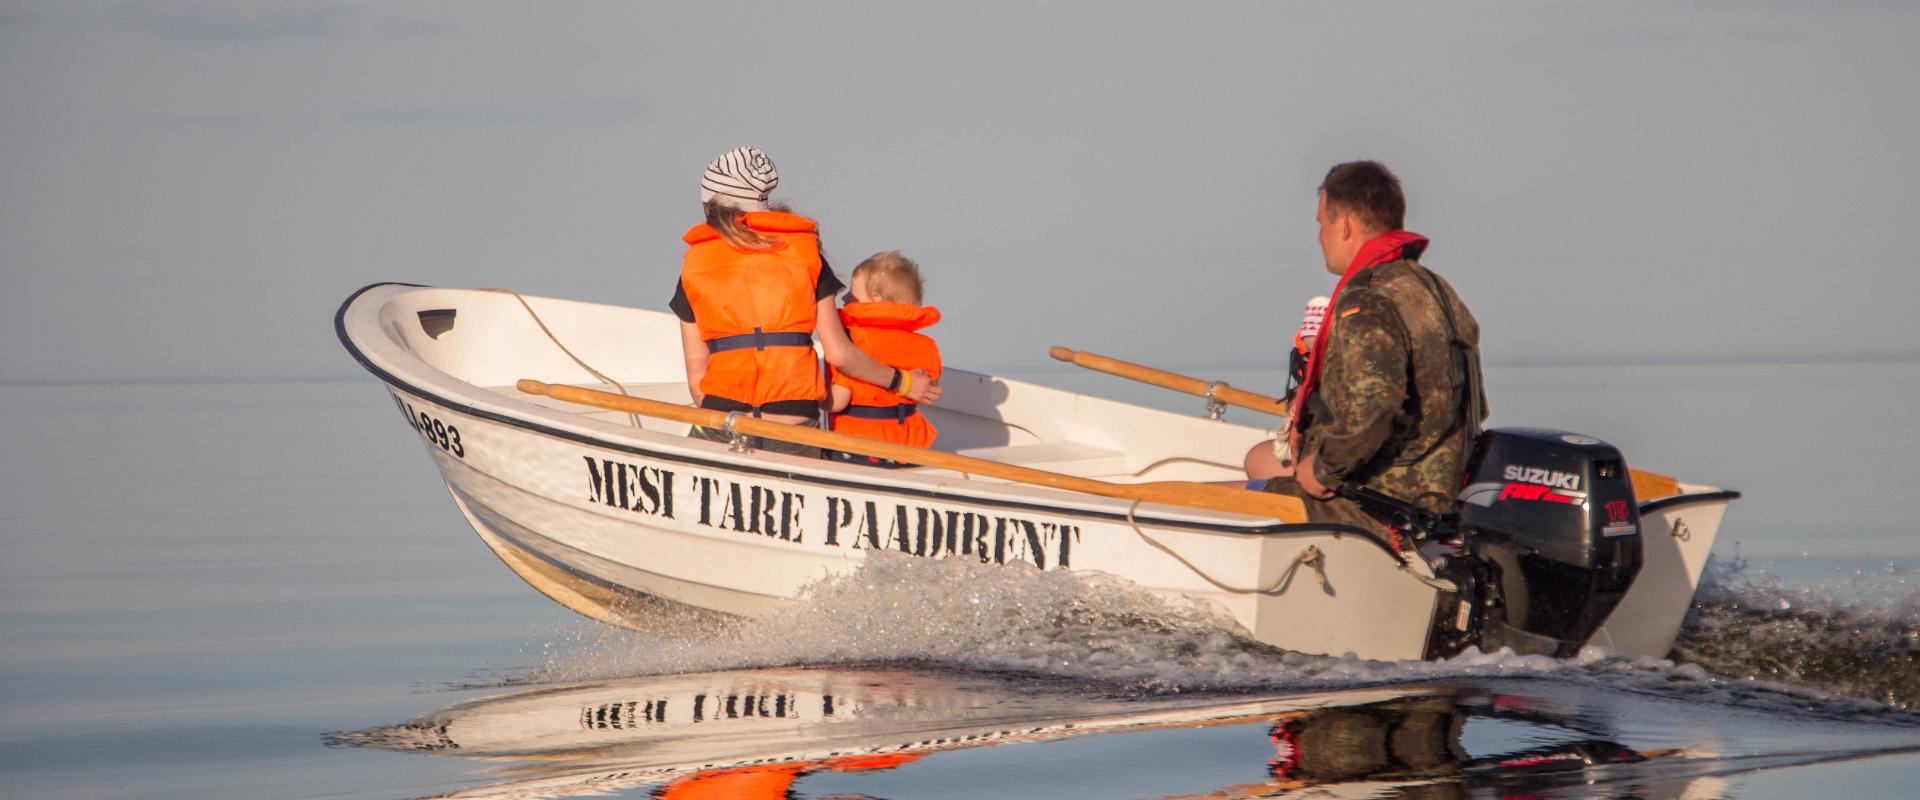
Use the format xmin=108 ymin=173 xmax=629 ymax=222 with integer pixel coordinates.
xmin=1253 ymin=161 xmax=1487 ymax=542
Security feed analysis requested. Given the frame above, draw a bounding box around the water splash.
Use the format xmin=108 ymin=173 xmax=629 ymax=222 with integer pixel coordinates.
xmin=1674 ymin=554 xmax=1920 ymax=709
xmin=530 ymin=553 xmax=1919 ymax=724
xmin=535 ymin=552 xmax=1278 ymax=689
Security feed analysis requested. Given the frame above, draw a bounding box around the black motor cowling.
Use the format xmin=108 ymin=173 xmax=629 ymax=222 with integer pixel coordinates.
xmin=1457 ymin=428 xmax=1643 ymax=657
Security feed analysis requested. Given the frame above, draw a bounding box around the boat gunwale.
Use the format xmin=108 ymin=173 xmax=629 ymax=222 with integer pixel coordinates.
xmin=1640 ymin=490 xmax=1742 ymax=515
xmin=335 ymin=282 xmax=1730 ymax=562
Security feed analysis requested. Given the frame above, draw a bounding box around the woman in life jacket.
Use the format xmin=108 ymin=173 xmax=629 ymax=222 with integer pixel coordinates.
xmin=669 ymin=147 xmax=941 ymax=457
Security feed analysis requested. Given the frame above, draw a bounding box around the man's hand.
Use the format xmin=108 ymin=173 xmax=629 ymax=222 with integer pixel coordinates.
xmin=1294 ymin=454 xmax=1335 ymax=499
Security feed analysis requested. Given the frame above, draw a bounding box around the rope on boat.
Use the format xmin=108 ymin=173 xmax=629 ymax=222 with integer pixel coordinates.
xmin=1404 ymin=568 xmax=1456 ymax=592
xmin=1127 ymin=456 xmax=1245 ymax=478
xmin=1125 ymin=500 xmax=1457 ymax=595
xmin=480 ymin=288 xmax=642 ymax=428
xmin=1125 ymin=501 xmax=1326 ymax=594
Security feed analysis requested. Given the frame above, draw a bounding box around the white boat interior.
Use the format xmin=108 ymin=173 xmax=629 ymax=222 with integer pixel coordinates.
xmin=384 ymin=286 xmax=1274 ymax=493
xmin=379 ymin=286 xmax=1720 ymax=505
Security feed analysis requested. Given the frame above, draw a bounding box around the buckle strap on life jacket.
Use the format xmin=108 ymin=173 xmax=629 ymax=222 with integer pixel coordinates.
xmin=704 ymin=327 xmax=814 ymax=354
xmin=837 ymin=402 xmax=918 ymax=423
xmin=699 ymin=395 xmax=819 ymax=419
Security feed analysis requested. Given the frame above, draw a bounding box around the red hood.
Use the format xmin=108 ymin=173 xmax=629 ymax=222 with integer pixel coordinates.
xmin=1344 ymin=229 xmax=1428 ymax=276
xmin=839 ymin=302 xmax=941 ymax=331
xmin=1290 ymin=229 xmax=1430 ymax=437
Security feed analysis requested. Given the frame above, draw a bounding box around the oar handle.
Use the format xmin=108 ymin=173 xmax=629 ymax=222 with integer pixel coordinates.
xmin=1050 ymin=346 xmax=1288 ymax=415
xmin=516 ymin=379 xmax=1304 ymax=522
xmin=1050 ymin=347 xmax=1687 ymax=501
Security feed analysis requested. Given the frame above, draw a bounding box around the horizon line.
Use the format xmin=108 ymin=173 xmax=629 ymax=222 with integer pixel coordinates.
xmin=4 ymin=351 xmax=1918 ymax=389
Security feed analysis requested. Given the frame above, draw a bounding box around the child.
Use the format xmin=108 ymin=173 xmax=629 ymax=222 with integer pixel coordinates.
xmin=1243 ymin=296 xmax=1331 ymax=484
xmin=1284 ymin=296 xmax=1332 ymax=404
xmin=827 ymin=251 xmax=942 ymax=459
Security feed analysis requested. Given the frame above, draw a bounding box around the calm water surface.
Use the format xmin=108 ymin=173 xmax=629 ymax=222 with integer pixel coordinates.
xmin=1 ymin=362 xmax=1916 ymax=798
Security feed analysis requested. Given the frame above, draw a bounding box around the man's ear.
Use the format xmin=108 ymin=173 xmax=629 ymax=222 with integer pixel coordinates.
xmin=1337 ymin=210 xmax=1356 ymax=243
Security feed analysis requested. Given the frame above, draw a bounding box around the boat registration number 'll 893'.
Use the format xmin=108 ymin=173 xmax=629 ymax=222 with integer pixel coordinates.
xmin=392 ymin=395 xmax=464 ymax=458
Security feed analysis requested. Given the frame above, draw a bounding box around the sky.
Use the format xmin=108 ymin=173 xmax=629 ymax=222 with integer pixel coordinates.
xmin=1 ymin=0 xmax=1917 ymax=382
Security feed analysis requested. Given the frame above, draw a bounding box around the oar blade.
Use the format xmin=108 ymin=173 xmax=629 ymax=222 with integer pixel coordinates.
xmin=1630 ymin=469 xmax=1681 ymax=501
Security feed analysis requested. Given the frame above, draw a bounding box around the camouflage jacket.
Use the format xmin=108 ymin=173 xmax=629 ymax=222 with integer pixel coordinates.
xmin=1296 ymin=258 xmax=1487 ymax=530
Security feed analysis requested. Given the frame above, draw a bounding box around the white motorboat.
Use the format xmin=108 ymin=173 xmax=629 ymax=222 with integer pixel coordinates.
xmin=335 ymin=284 xmax=1737 ymax=662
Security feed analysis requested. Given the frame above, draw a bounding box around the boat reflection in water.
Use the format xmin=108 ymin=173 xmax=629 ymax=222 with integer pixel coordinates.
xmin=1232 ymin=695 xmax=1666 ymax=800
xmin=333 ymin=667 xmax=1920 ymax=799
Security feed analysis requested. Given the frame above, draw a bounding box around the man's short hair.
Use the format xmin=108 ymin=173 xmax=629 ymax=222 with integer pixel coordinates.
xmin=1318 ymin=161 xmax=1405 ymax=233
xmin=851 ymin=250 xmax=925 ymax=305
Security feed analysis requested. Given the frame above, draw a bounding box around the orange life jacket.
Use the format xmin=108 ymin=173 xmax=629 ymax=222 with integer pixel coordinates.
xmin=829 ymin=302 xmax=942 ymax=447
xmin=656 ymin=753 xmax=925 ymax=800
xmin=658 ymin=764 xmax=805 ymax=800
xmin=679 ymin=212 xmax=824 ymax=412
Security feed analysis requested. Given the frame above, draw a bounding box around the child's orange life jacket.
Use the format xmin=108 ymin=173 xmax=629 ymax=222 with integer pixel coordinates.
xmin=658 ymin=763 xmax=805 ymax=800
xmin=678 ymin=212 xmax=824 ymax=412
xmin=830 ymin=302 xmax=941 ymax=447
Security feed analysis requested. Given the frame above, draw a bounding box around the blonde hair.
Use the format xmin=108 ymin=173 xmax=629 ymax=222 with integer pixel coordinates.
xmin=851 ymin=250 xmax=925 ymax=305
xmin=703 ymin=201 xmax=782 ymax=251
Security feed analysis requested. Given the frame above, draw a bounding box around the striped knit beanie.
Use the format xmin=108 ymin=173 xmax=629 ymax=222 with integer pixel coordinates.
xmin=1299 ymin=296 xmax=1331 ymax=340
xmin=700 ymin=146 xmax=778 ymax=211
xmin=1293 ymin=296 xmax=1331 ymax=351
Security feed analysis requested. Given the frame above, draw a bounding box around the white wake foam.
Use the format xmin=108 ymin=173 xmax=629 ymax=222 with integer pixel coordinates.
xmin=1676 ymin=555 xmax=1920 ymax=710
xmin=533 ymin=552 xmax=1919 ymax=723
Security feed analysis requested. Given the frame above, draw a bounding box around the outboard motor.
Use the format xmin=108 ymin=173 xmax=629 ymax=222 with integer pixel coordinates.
xmin=1454 ymin=428 xmax=1644 ymax=657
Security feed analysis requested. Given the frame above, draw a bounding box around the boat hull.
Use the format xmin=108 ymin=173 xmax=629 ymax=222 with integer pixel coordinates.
xmin=390 ymin=383 xmax=1442 ymax=660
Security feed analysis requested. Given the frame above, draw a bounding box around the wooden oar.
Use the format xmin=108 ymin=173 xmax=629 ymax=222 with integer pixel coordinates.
xmin=517 ymin=379 xmax=1306 ymax=522
xmin=1049 ymin=346 xmax=1288 ymax=415
xmin=1048 ymin=346 xmax=1685 ymax=501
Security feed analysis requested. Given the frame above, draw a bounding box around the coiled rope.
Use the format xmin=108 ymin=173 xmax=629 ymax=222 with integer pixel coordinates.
xmin=1124 ymin=500 xmax=1456 ymax=594
xmin=479 ymin=288 xmax=641 ymax=428
xmin=1125 ymin=500 xmax=1326 ymax=595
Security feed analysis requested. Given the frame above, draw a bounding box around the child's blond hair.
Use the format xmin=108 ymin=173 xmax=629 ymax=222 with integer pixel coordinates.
xmin=851 ymin=250 xmax=925 ymax=305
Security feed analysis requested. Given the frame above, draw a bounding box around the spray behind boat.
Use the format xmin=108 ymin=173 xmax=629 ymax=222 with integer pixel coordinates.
xmin=1349 ymin=427 xmax=1646 ymax=659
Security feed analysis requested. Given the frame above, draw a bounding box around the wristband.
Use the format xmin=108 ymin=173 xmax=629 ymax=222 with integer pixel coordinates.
xmin=897 ymin=370 xmax=914 ymax=398
xmin=886 ymin=368 xmax=903 ymax=393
